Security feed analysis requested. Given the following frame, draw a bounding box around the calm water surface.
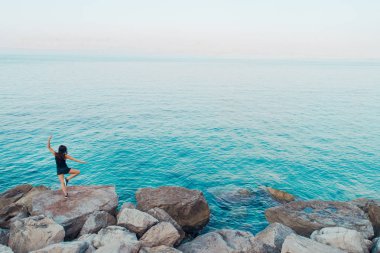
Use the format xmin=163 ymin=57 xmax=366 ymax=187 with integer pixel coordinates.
xmin=0 ymin=55 xmax=379 ymax=234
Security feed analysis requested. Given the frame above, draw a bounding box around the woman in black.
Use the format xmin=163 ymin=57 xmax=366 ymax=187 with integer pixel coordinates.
xmin=47 ymin=136 xmax=86 ymax=198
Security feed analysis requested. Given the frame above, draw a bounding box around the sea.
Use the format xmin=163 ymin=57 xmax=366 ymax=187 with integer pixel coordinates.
xmin=0 ymin=54 xmax=379 ymax=234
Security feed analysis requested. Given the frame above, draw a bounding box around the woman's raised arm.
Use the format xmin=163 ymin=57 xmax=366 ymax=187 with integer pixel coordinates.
xmin=47 ymin=136 xmax=55 ymax=155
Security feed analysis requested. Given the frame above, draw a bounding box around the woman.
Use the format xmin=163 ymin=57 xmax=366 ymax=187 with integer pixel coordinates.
xmin=47 ymin=136 xmax=86 ymax=198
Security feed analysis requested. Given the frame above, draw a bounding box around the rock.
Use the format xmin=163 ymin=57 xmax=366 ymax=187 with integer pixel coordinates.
xmin=8 ymin=215 xmax=65 ymax=253
xmin=281 ymin=233 xmax=347 ymax=253
xmin=147 ymin=208 xmax=185 ymax=245
xmin=94 ymin=242 xmax=140 ymax=253
xmin=136 ymin=186 xmax=210 ymax=233
xmin=31 ymin=186 xmax=118 ymax=240
xmin=265 ymin=200 xmax=374 ymax=238
xmin=76 ymin=234 xmax=97 ymax=253
xmin=0 ymin=244 xmax=13 ymax=253
xmin=116 ymin=202 xmax=136 ymax=220
xmin=368 ymin=202 xmax=380 ymax=237
xmin=79 ymin=211 xmax=116 ymax=236
xmin=372 ymin=238 xmax=380 ymax=253
xmin=30 ymin=241 xmax=89 ymax=253
xmin=92 ymin=226 xmax=138 ymax=249
xmin=0 ymin=184 xmax=33 ymax=207
xmin=208 ymin=186 xmax=254 ymax=204
xmin=311 ymin=227 xmax=372 ymax=253
xmin=266 ymin=187 xmax=295 ymax=203
xmin=140 ymin=245 xmax=182 ymax=253
xmin=0 ymin=228 xmax=10 ymax=245
xmin=250 ymin=222 xmax=295 ymax=253
xmin=178 ymin=229 xmax=253 ymax=253
xmin=117 ymin=208 xmax=158 ymax=236
xmin=15 ymin=186 xmax=49 ymax=213
xmin=0 ymin=204 xmax=28 ymax=228
xmin=140 ymin=222 xmax=180 ymax=247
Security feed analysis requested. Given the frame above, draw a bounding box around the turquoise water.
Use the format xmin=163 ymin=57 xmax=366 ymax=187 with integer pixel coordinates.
xmin=1 ymin=55 xmax=379 ymax=234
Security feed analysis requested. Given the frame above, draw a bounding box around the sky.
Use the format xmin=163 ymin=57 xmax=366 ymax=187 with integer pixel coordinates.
xmin=0 ymin=0 xmax=380 ymax=59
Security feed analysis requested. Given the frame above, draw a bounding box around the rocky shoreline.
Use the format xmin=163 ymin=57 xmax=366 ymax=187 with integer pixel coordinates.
xmin=0 ymin=184 xmax=379 ymax=253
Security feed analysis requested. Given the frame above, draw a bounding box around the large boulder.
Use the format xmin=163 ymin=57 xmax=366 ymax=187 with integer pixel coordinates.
xmin=0 ymin=244 xmax=13 ymax=253
xmin=351 ymin=199 xmax=380 ymax=237
xmin=136 ymin=187 xmax=210 ymax=233
xmin=79 ymin=211 xmax=116 ymax=236
xmin=0 ymin=228 xmax=10 ymax=245
xmin=92 ymin=226 xmax=139 ymax=249
xmin=178 ymin=229 xmax=253 ymax=253
xmin=30 ymin=241 xmax=89 ymax=253
xmin=147 ymin=208 xmax=185 ymax=245
xmin=250 ymin=222 xmax=295 ymax=253
xmin=31 ymin=186 xmax=118 ymax=240
xmin=281 ymin=233 xmax=347 ymax=253
xmin=117 ymin=208 xmax=158 ymax=236
xmin=15 ymin=186 xmax=50 ymax=213
xmin=265 ymin=187 xmax=295 ymax=203
xmin=140 ymin=246 xmax=182 ymax=253
xmin=311 ymin=227 xmax=372 ymax=253
xmin=8 ymin=215 xmax=65 ymax=253
xmin=140 ymin=222 xmax=180 ymax=248
xmin=0 ymin=184 xmax=33 ymax=207
xmin=265 ymin=200 xmax=374 ymax=238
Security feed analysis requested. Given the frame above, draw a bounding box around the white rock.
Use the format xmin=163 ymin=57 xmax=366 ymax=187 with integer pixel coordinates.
xmin=140 ymin=245 xmax=182 ymax=253
xmin=251 ymin=222 xmax=294 ymax=253
xmin=214 ymin=229 xmax=254 ymax=252
xmin=140 ymin=222 xmax=180 ymax=247
xmin=94 ymin=242 xmax=140 ymax=253
xmin=117 ymin=208 xmax=158 ymax=235
xmin=8 ymin=215 xmax=65 ymax=253
xmin=0 ymin=244 xmax=14 ymax=253
xmin=311 ymin=227 xmax=372 ymax=253
xmin=281 ymin=233 xmax=347 ymax=253
xmin=92 ymin=226 xmax=138 ymax=249
xmin=29 ymin=241 xmax=89 ymax=253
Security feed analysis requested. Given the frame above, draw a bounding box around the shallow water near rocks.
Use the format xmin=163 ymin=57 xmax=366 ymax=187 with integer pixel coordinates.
xmin=0 ymin=55 xmax=379 ymax=234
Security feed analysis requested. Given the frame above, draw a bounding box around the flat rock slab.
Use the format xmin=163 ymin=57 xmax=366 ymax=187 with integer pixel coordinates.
xmin=265 ymin=200 xmax=374 ymax=238
xmin=0 ymin=184 xmax=33 ymax=207
xmin=31 ymin=186 xmax=118 ymax=240
xmin=136 ymin=186 xmax=210 ymax=233
xmin=281 ymin=234 xmax=347 ymax=253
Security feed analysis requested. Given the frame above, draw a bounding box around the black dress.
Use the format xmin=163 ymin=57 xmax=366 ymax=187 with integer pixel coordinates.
xmin=55 ymin=155 xmax=71 ymax=175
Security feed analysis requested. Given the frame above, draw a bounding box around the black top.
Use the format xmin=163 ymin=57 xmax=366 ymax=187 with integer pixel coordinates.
xmin=55 ymin=154 xmax=68 ymax=169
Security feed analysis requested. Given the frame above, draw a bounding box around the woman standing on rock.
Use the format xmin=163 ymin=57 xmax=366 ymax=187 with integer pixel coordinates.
xmin=47 ymin=136 xmax=86 ymax=198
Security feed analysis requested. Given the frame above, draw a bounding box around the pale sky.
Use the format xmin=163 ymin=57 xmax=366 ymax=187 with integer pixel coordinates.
xmin=1 ymin=0 xmax=380 ymax=59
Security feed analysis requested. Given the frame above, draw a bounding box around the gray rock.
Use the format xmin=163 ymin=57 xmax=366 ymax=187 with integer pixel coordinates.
xmin=76 ymin=234 xmax=97 ymax=253
xmin=0 ymin=228 xmax=10 ymax=245
xmin=31 ymin=186 xmax=118 ymax=240
xmin=147 ymin=208 xmax=185 ymax=245
xmin=0 ymin=203 xmax=28 ymax=228
xmin=8 ymin=215 xmax=65 ymax=253
xmin=251 ymin=222 xmax=295 ymax=253
xmin=351 ymin=199 xmax=380 ymax=237
xmin=79 ymin=211 xmax=116 ymax=236
xmin=30 ymin=241 xmax=89 ymax=253
xmin=92 ymin=226 xmax=139 ymax=249
xmin=94 ymin=242 xmax=140 ymax=253
xmin=15 ymin=186 xmax=49 ymax=213
xmin=372 ymin=238 xmax=380 ymax=253
xmin=281 ymin=233 xmax=347 ymax=253
xmin=265 ymin=200 xmax=374 ymax=238
xmin=117 ymin=208 xmax=158 ymax=236
xmin=311 ymin=227 xmax=372 ymax=253
xmin=0 ymin=244 xmax=13 ymax=253
xmin=0 ymin=184 xmax=33 ymax=207
xmin=136 ymin=186 xmax=210 ymax=233
xmin=140 ymin=222 xmax=180 ymax=248
xmin=266 ymin=187 xmax=295 ymax=203
xmin=208 ymin=186 xmax=254 ymax=204
xmin=140 ymin=246 xmax=182 ymax=253
xmin=178 ymin=229 xmax=253 ymax=253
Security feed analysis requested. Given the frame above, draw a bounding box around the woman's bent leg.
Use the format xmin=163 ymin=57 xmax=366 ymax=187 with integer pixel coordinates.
xmin=66 ymin=168 xmax=80 ymax=181
xmin=58 ymin=174 xmax=67 ymax=196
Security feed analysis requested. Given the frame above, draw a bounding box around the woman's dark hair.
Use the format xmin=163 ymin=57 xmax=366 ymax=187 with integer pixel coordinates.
xmin=56 ymin=145 xmax=67 ymax=160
